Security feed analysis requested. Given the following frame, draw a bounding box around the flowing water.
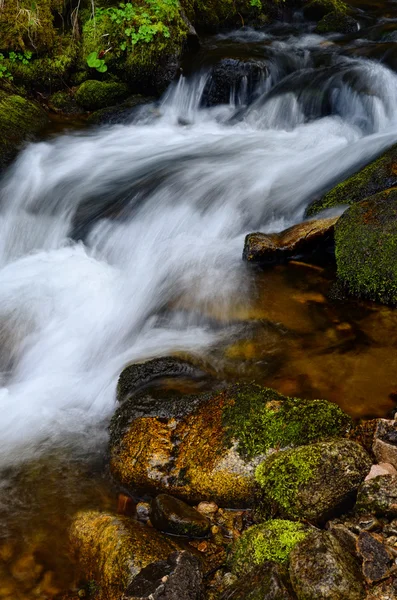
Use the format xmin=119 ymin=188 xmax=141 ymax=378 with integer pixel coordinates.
xmin=2 ymin=11 xmax=397 ymax=596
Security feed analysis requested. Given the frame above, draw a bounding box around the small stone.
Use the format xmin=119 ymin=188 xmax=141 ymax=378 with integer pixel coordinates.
xmin=197 ymin=541 xmax=208 ymax=553
xmin=117 ymin=493 xmax=135 ymax=516
xmin=136 ymin=502 xmax=151 ymax=522
xmin=384 ymin=519 xmax=397 ymax=537
xmin=366 ymin=464 xmax=397 ymax=481
xmin=150 ymin=494 xmax=210 ymax=538
xmin=196 ymin=501 xmax=218 ymax=516
xmin=356 ymin=476 xmax=397 ymax=518
xmin=211 ymin=525 xmax=220 ymax=535
xmin=357 ymin=531 xmax=394 ymax=584
xmin=373 ymin=420 xmax=397 ymax=470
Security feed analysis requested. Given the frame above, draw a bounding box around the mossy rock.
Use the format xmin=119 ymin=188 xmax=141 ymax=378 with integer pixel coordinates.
xmin=69 ymin=510 xmax=179 ymax=598
xmin=190 ymin=0 xmax=266 ymax=32
xmin=110 ymin=363 xmax=352 ymax=507
xmin=335 ymin=188 xmax=397 ymax=305
xmin=306 ymin=143 xmax=397 ymax=216
xmin=219 ymin=561 xmax=295 ymax=600
xmin=355 ymin=475 xmax=397 ymax=518
xmin=231 ymin=520 xmax=310 ymax=575
xmin=255 ymin=440 xmax=371 ymax=523
xmin=303 ymin=0 xmax=349 ymax=21
xmin=315 ymin=11 xmax=358 ymax=34
xmin=75 ymin=80 xmax=130 ymax=111
xmin=0 ymin=91 xmax=48 ymax=168
xmin=0 ymin=0 xmax=63 ymax=52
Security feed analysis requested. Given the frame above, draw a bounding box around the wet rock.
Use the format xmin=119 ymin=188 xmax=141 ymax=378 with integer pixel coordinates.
xmin=117 ymin=356 xmax=211 ymax=404
xmin=289 ymin=530 xmax=365 ymax=600
xmin=136 ymin=502 xmax=151 ymax=523
xmin=150 ymin=494 xmax=210 ymax=538
xmin=373 ymin=420 xmax=397 ymax=469
xmin=122 ymin=551 xmax=203 ymax=600
xmin=69 ymin=510 xmax=179 ymax=597
xmin=356 ymin=475 xmax=397 ymax=518
xmin=196 ymin=501 xmax=218 ymax=517
xmin=307 ymin=143 xmax=397 ymax=216
xmin=220 ymin=561 xmax=296 ymax=600
xmin=243 ymin=217 xmax=338 ymax=265
xmin=110 ymin=374 xmax=352 ymax=507
xmin=231 ymin=520 xmax=310 ymax=576
xmin=202 ymin=59 xmax=267 ymax=107
xmin=366 ymin=464 xmax=397 ymax=481
xmin=315 ymin=12 xmax=359 ymax=34
xmin=356 ymin=531 xmax=394 ymax=584
xmin=0 ymin=91 xmax=48 ymax=169
xmin=87 ymin=95 xmax=154 ymax=125
xmin=75 ymin=80 xmax=130 ymax=111
xmin=255 ymin=440 xmax=371 ymax=523
xmin=335 ymin=189 xmax=397 ymax=304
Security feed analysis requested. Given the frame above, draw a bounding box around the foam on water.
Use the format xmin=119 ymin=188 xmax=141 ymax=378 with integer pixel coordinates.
xmin=1 ymin=39 xmax=397 ymax=466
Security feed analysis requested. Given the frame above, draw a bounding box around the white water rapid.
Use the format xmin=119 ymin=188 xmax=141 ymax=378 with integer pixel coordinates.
xmin=2 ymin=30 xmax=397 ymax=467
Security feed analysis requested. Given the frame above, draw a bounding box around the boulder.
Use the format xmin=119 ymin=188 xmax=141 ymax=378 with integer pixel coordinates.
xmin=69 ymin=510 xmax=202 ymax=599
xmin=150 ymin=494 xmax=210 ymax=538
xmin=242 ymin=217 xmax=338 ymax=265
xmin=372 ymin=420 xmax=397 ymax=470
xmin=315 ymin=12 xmax=359 ymax=34
xmin=202 ymin=59 xmax=267 ymax=107
xmin=122 ymin=551 xmax=203 ymax=600
xmin=109 ymin=366 xmax=352 ymax=507
xmin=356 ymin=475 xmax=397 ymax=518
xmin=75 ymin=80 xmax=130 ymax=111
xmin=255 ymin=440 xmax=371 ymax=523
xmin=220 ymin=561 xmax=296 ymax=600
xmin=0 ymin=91 xmax=48 ymax=168
xmin=231 ymin=520 xmax=310 ymax=576
xmin=335 ymin=189 xmax=397 ymax=304
xmin=356 ymin=531 xmax=394 ymax=584
xmin=307 ymin=143 xmax=397 ymax=216
xmin=289 ymin=530 xmax=365 ymax=600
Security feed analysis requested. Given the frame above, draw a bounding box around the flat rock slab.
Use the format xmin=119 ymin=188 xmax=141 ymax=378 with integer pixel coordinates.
xmin=243 ymin=217 xmax=338 ymax=264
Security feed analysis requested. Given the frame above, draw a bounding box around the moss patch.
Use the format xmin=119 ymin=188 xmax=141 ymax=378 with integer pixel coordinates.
xmin=307 ymin=143 xmax=397 ymax=216
xmin=335 ymin=188 xmax=397 ymax=304
xmin=222 ymin=384 xmax=352 ymax=460
xmin=0 ymin=90 xmax=48 ymax=167
xmin=315 ymin=11 xmax=357 ymax=34
xmin=231 ymin=519 xmax=309 ymax=575
xmin=75 ymin=79 xmax=130 ymax=110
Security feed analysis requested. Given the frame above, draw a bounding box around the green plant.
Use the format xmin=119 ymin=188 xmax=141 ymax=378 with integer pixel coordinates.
xmin=8 ymin=50 xmax=33 ymax=65
xmin=250 ymin=0 xmax=262 ymax=8
xmin=0 ymin=54 xmax=13 ymax=79
xmin=86 ymin=51 xmax=108 ymax=73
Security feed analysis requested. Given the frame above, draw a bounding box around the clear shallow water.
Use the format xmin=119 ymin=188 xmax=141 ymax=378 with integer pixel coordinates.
xmin=2 ymin=21 xmax=397 ymax=596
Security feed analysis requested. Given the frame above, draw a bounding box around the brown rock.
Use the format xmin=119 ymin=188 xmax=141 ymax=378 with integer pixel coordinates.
xmin=356 ymin=476 xmax=397 ymax=518
xmin=150 ymin=494 xmax=210 ymax=538
xmin=373 ymin=420 xmax=397 ymax=470
xmin=366 ymin=464 xmax=397 ymax=481
xmin=357 ymin=531 xmax=394 ymax=584
xmin=243 ymin=217 xmax=338 ymax=264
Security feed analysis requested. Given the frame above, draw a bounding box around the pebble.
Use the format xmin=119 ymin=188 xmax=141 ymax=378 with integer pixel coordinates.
xmin=365 ymin=463 xmax=397 ymax=480
xmin=197 ymin=501 xmax=218 ymax=516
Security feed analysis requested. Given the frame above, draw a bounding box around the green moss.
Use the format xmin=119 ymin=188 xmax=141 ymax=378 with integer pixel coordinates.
xmin=307 ymin=143 xmax=397 ymax=216
xmin=0 ymin=91 xmax=48 ymax=167
xmin=75 ymin=79 xmax=130 ymax=110
xmin=255 ymin=445 xmax=321 ymax=518
xmin=0 ymin=0 xmax=63 ymax=52
xmin=222 ymin=384 xmax=352 ymax=460
xmin=315 ymin=11 xmax=357 ymax=33
xmin=335 ymin=188 xmax=397 ymax=304
xmin=306 ymin=0 xmax=348 ymax=16
xmin=231 ymin=519 xmax=309 ymax=575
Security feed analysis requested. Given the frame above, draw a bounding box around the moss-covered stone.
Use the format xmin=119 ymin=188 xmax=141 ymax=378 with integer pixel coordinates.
xmin=231 ymin=520 xmax=310 ymax=575
xmin=307 ymin=143 xmax=397 ymax=216
xmin=0 ymin=0 xmax=63 ymax=52
xmin=110 ymin=365 xmax=352 ymax=507
xmin=355 ymin=475 xmax=397 ymax=518
xmin=255 ymin=440 xmax=371 ymax=522
xmin=219 ymin=562 xmax=295 ymax=600
xmin=315 ymin=11 xmax=358 ymax=34
xmin=0 ymin=90 xmax=48 ymax=168
xmin=69 ymin=510 xmax=178 ymax=598
xmin=335 ymin=188 xmax=397 ymax=305
xmin=75 ymin=79 xmax=130 ymax=111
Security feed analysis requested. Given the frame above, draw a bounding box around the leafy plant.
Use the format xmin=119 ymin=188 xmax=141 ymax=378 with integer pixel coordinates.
xmin=250 ymin=0 xmax=262 ymax=8
xmin=0 ymin=54 xmax=13 ymax=80
xmin=8 ymin=50 xmax=33 ymax=65
xmin=86 ymin=51 xmax=108 ymax=73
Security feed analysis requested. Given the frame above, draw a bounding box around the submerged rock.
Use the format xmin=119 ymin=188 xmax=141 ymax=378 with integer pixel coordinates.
xmin=69 ymin=511 xmax=203 ymax=599
xmin=110 ymin=369 xmax=352 ymax=506
xmin=255 ymin=440 xmax=371 ymax=523
xmin=289 ymin=530 xmax=365 ymax=600
xmin=0 ymin=91 xmax=48 ymax=168
xmin=307 ymin=143 xmax=397 ymax=216
xmin=356 ymin=475 xmax=397 ymax=518
xmin=243 ymin=217 xmax=338 ymax=265
xmin=150 ymin=494 xmax=210 ymax=538
xmin=335 ymin=189 xmax=397 ymax=305
xmin=122 ymin=551 xmax=203 ymax=600
xmin=220 ymin=561 xmax=296 ymax=600
xmin=75 ymin=80 xmax=130 ymax=111
xmin=202 ymin=59 xmax=267 ymax=107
